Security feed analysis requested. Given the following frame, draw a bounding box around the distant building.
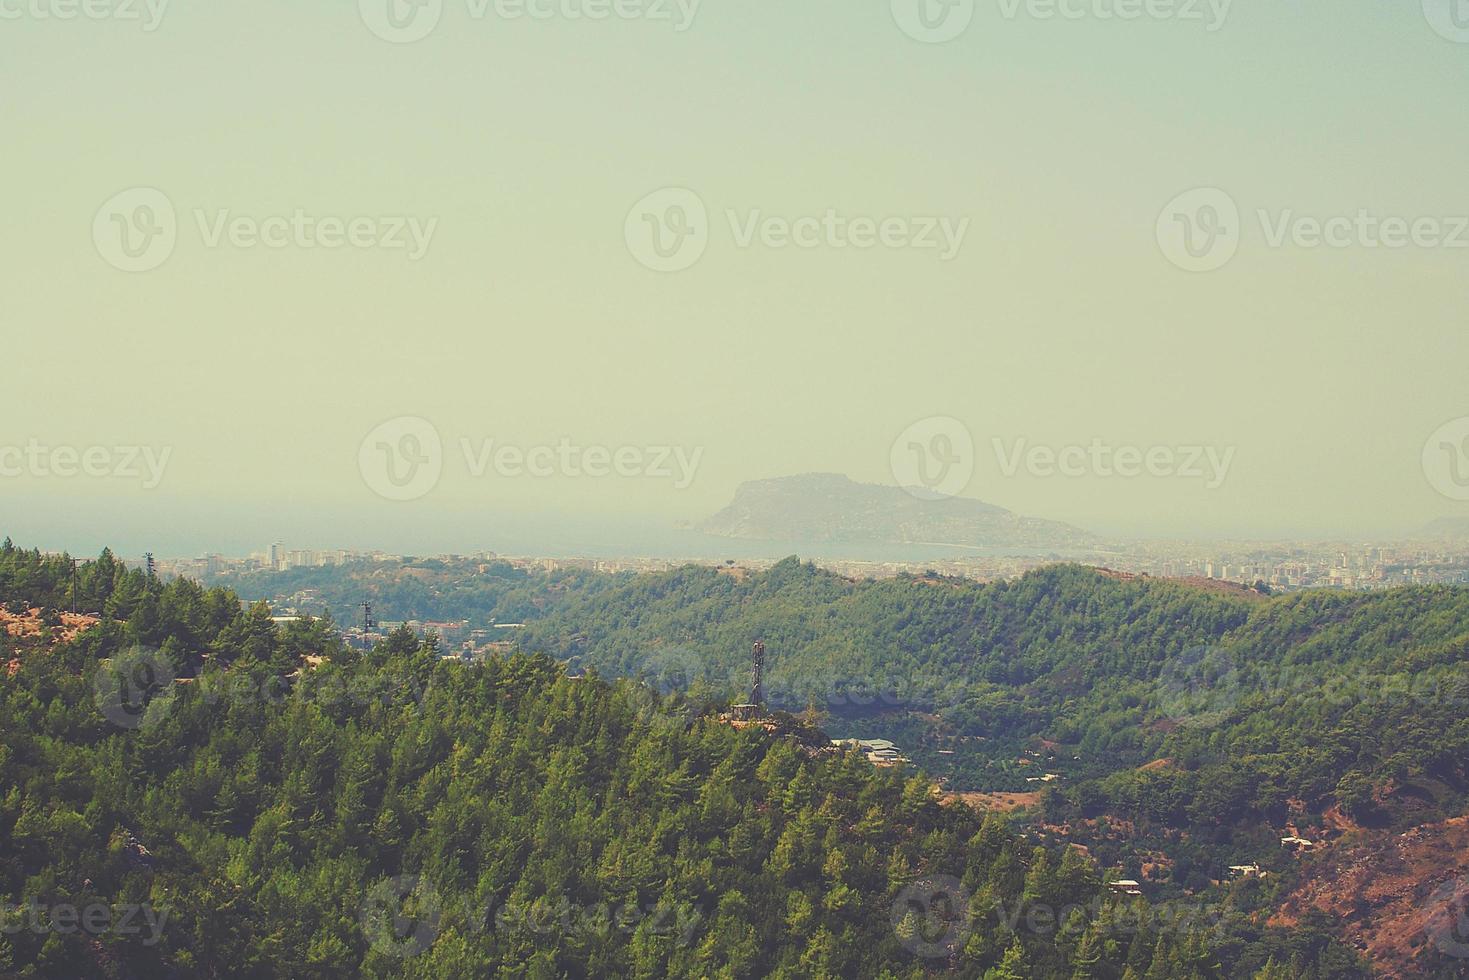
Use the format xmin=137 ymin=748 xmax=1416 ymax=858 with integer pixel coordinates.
xmin=831 ymin=737 xmax=910 ymax=767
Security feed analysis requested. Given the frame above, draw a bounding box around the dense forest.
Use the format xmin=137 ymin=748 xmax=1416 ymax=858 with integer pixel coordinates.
xmin=516 ymin=560 xmax=1469 ymax=865
xmin=0 ymin=542 xmax=1374 ymax=978
xmin=206 ymin=554 xmax=1469 ymax=859
xmin=204 ymin=558 xmax=617 ymax=628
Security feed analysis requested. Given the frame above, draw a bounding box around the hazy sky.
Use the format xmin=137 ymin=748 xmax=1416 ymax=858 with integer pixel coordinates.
xmin=4 ymin=1 xmax=1468 ymax=555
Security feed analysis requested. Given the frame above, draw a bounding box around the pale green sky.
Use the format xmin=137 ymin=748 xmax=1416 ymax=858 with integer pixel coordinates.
xmin=4 ymin=1 xmax=1468 ymax=554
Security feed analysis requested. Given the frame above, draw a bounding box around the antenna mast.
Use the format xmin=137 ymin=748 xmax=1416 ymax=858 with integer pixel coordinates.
xmin=750 ymin=640 xmax=765 ymax=707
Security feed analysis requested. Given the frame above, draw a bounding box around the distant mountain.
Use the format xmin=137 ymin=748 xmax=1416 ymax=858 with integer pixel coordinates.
xmin=1418 ymin=516 xmax=1469 ymax=539
xmin=696 ymin=473 xmax=1096 ymax=550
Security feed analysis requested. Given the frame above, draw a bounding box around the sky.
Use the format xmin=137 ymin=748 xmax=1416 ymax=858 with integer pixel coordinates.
xmin=3 ymin=0 xmax=1468 ymax=556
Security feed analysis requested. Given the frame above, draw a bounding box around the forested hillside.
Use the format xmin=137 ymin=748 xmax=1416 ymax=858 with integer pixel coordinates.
xmin=202 ymin=557 xmax=618 ymax=629
xmin=1 ymin=543 xmax=1361 ymax=978
xmin=519 ymin=560 xmax=1469 ymax=847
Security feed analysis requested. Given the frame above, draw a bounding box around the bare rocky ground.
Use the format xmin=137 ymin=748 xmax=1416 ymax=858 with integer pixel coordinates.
xmin=1272 ymin=812 xmax=1469 ymax=977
